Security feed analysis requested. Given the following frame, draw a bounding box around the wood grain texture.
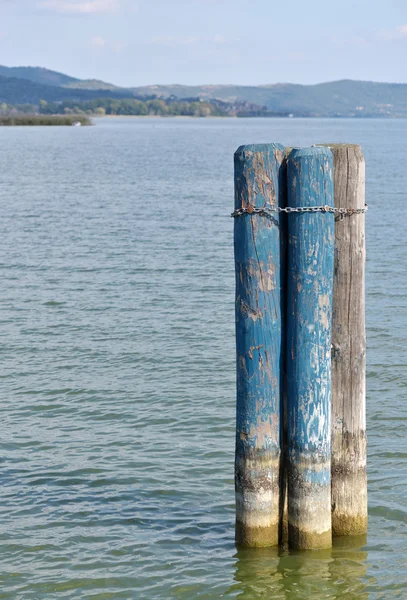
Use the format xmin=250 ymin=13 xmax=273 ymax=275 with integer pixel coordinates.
xmin=234 ymin=143 xmax=286 ymax=547
xmin=286 ymin=147 xmax=334 ymax=550
xmin=318 ymin=144 xmax=367 ymax=536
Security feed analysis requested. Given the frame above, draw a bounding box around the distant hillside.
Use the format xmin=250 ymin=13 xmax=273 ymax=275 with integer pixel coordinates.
xmin=0 ymin=74 xmax=133 ymax=104
xmin=1 ymin=64 xmax=407 ymax=117
xmin=132 ymin=80 xmax=407 ymax=117
xmin=0 ymin=65 xmax=119 ymax=91
xmin=0 ymin=65 xmax=80 ymax=87
xmin=62 ymin=79 xmax=121 ymax=90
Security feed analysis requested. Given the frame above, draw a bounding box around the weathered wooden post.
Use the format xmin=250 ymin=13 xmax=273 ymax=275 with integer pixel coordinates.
xmin=318 ymin=144 xmax=367 ymax=536
xmin=234 ymin=143 xmax=285 ymax=547
xmin=286 ymin=147 xmax=334 ymax=550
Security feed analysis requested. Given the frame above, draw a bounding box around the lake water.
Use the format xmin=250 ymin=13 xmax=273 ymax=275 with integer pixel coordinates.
xmin=0 ymin=117 xmax=406 ymax=599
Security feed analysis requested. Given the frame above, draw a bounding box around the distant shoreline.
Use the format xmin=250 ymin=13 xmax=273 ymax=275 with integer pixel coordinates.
xmin=97 ymin=114 xmax=403 ymax=120
xmin=0 ymin=115 xmax=91 ymax=126
xmin=1 ymin=114 xmax=404 ymax=126
xmin=100 ymin=114 xmax=233 ymax=119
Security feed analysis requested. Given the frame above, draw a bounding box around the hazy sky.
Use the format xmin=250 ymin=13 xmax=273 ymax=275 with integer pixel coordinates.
xmin=0 ymin=0 xmax=406 ymax=86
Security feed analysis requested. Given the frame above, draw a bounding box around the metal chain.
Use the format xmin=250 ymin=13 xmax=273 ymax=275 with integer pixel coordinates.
xmin=231 ymin=204 xmax=368 ymax=219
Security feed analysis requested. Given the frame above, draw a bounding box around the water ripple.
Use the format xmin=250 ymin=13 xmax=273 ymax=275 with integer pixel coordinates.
xmin=0 ymin=117 xmax=406 ymax=598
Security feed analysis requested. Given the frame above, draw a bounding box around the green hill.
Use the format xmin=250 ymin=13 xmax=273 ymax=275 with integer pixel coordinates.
xmin=0 ymin=74 xmax=132 ymax=104
xmin=0 ymin=65 xmax=80 ymax=87
xmin=132 ymin=80 xmax=407 ymax=117
xmin=0 ymin=64 xmax=407 ymax=117
xmin=0 ymin=65 xmax=119 ymax=91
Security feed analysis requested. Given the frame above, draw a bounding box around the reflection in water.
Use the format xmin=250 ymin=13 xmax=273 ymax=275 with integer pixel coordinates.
xmin=231 ymin=536 xmax=369 ymax=599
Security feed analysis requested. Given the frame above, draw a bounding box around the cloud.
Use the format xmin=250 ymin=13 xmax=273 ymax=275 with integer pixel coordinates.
xmin=89 ymin=35 xmax=126 ymax=53
xmin=375 ymin=25 xmax=407 ymax=41
xmin=89 ymin=35 xmax=106 ymax=47
xmin=39 ymin=0 xmax=119 ymax=14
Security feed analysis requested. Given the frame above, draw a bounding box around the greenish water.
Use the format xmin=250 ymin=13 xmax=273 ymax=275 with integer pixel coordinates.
xmin=0 ymin=118 xmax=406 ymax=599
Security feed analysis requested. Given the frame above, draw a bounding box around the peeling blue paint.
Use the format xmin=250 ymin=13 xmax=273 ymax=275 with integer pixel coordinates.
xmin=286 ymin=146 xmax=334 ymax=488
xmin=234 ymin=143 xmax=285 ymax=459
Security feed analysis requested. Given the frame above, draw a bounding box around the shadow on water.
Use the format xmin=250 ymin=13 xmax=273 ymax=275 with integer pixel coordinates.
xmin=228 ymin=536 xmax=370 ymax=599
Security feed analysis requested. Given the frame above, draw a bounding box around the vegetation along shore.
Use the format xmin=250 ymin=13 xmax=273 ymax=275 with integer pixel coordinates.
xmin=0 ymin=114 xmax=91 ymax=126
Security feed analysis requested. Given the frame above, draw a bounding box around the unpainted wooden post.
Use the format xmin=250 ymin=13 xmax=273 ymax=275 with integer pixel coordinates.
xmin=286 ymin=147 xmax=334 ymax=550
xmin=234 ymin=143 xmax=285 ymax=547
xmin=318 ymin=144 xmax=367 ymax=536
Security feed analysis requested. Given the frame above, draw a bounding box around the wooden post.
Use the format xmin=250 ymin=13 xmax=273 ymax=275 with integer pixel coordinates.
xmin=234 ymin=143 xmax=285 ymax=547
xmin=286 ymin=147 xmax=334 ymax=550
xmin=279 ymin=147 xmax=293 ymax=549
xmin=318 ymin=144 xmax=367 ymax=536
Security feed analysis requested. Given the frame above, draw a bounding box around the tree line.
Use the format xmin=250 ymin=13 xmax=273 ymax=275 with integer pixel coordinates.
xmin=0 ymin=97 xmax=290 ymax=118
xmin=0 ymin=98 xmax=227 ymax=117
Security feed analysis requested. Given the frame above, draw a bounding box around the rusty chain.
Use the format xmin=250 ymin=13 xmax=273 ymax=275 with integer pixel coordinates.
xmin=231 ymin=204 xmax=368 ymax=220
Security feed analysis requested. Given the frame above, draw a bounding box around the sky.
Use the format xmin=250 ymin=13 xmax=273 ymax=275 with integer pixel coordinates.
xmin=0 ymin=0 xmax=406 ymax=86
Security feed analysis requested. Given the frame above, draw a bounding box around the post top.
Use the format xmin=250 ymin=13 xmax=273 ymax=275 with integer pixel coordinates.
xmin=287 ymin=146 xmax=333 ymax=160
xmin=314 ymin=143 xmax=365 ymax=161
xmin=314 ymin=143 xmax=362 ymax=150
xmin=234 ymin=143 xmax=285 ymax=157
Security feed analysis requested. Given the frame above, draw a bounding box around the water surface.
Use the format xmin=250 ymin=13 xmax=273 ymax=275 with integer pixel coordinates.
xmin=0 ymin=117 xmax=406 ymax=598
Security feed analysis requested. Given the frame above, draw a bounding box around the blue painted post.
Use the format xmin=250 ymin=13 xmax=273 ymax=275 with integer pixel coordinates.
xmin=286 ymin=147 xmax=334 ymax=550
xmin=234 ymin=143 xmax=285 ymax=547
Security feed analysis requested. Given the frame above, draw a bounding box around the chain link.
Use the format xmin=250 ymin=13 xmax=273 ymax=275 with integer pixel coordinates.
xmin=231 ymin=204 xmax=368 ymax=219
